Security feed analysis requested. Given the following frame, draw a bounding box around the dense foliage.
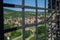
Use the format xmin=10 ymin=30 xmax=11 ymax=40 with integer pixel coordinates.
xmin=11 ymin=29 xmax=22 ymax=39
xmin=25 ymin=30 xmax=31 ymax=38
xmin=38 ymin=25 xmax=48 ymax=35
xmin=4 ymin=24 xmax=12 ymax=29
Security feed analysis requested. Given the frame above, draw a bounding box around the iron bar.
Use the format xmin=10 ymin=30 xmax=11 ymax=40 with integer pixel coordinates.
xmin=55 ymin=0 xmax=58 ymax=40
xmin=44 ymin=0 xmax=47 ymax=40
xmin=50 ymin=0 xmax=53 ymax=40
xmin=35 ymin=0 xmax=38 ymax=40
xmin=22 ymin=0 xmax=25 ymax=40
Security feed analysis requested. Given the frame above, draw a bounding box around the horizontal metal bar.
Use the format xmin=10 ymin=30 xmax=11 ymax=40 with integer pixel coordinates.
xmin=4 ymin=21 xmax=44 ymax=33
xmin=3 ymin=3 xmax=56 ymax=11
xmin=4 ymin=26 xmax=22 ymax=33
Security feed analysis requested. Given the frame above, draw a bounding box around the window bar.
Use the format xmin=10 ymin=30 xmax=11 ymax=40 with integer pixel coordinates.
xmin=56 ymin=1 xmax=59 ymax=39
xmin=50 ymin=0 xmax=52 ymax=40
xmin=44 ymin=0 xmax=47 ymax=40
xmin=55 ymin=0 xmax=57 ymax=40
xmin=58 ymin=1 xmax=60 ymax=40
xmin=22 ymin=0 xmax=25 ymax=40
xmin=35 ymin=0 xmax=38 ymax=40
xmin=59 ymin=0 xmax=60 ymax=27
xmin=59 ymin=0 xmax=60 ymax=31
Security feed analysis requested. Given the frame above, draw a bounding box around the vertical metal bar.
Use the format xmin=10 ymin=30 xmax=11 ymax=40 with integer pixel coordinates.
xmin=57 ymin=1 xmax=60 ymax=40
xmin=59 ymin=0 xmax=60 ymax=30
xmin=55 ymin=0 xmax=58 ymax=40
xmin=55 ymin=1 xmax=60 ymax=40
xmin=50 ymin=0 xmax=52 ymax=40
xmin=35 ymin=0 xmax=38 ymax=40
xmin=22 ymin=0 xmax=25 ymax=40
xmin=55 ymin=0 xmax=57 ymax=11
xmin=55 ymin=0 xmax=57 ymax=24
xmin=59 ymin=2 xmax=60 ymax=40
xmin=0 ymin=0 xmax=3 ymax=40
xmin=44 ymin=0 xmax=47 ymax=40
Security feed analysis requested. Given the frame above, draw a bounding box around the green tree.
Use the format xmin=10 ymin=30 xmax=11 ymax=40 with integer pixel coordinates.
xmin=25 ymin=30 xmax=31 ymax=38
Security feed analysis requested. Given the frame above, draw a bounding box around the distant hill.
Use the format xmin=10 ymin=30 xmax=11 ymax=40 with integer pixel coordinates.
xmin=4 ymin=9 xmax=22 ymax=19
xmin=4 ymin=9 xmax=48 ymax=19
xmin=4 ymin=9 xmax=47 ymax=13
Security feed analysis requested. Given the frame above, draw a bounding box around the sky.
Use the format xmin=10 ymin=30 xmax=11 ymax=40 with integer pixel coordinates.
xmin=3 ymin=0 xmax=48 ymax=11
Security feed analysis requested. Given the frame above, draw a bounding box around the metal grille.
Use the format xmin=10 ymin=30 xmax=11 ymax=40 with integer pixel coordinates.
xmin=3 ymin=0 xmax=60 ymax=40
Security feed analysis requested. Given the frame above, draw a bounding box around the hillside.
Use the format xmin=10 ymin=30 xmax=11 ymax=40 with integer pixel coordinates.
xmin=4 ymin=9 xmax=48 ymax=29
xmin=4 ymin=9 xmax=47 ymax=19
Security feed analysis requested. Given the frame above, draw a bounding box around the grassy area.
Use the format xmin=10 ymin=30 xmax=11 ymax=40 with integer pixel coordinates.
xmin=4 ymin=25 xmax=49 ymax=40
xmin=10 ymin=29 xmax=22 ymax=39
xmin=27 ymin=25 xmax=49 ymax=40
xmin=25 ymin=30 xmax=32 ymax=38
xmin=4 ymin=24 xmax=12 ymax=29
xmin=4 ymin=10 xmax=22 ymax=19
xmin=17 ymin=37 xmax=22 ymax=40
xmin=29 ymin=35 xmax=36 ymax=40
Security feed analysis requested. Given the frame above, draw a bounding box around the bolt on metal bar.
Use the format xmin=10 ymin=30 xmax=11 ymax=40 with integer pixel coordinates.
xmin=44 ymin=0 xmax=47 ymax=40
xmin=35 ymin=0 xmax=38 ymax=40
xmin=22 ymin=0 xmax=25 ymax=40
